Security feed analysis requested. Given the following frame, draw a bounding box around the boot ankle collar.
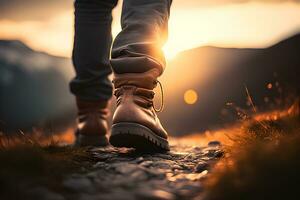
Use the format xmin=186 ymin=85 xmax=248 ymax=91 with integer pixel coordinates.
xmin=114 ymin=80 xmax=164 ymax=113
xmin=112 ymin=69 xmax=160 ymax=89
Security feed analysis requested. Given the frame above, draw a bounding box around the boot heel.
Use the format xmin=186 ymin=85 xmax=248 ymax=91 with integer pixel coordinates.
xmin=74 ymin=131 xmax=109 ymax=147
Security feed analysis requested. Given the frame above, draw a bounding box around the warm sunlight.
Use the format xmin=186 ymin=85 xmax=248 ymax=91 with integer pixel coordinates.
xmin=1 ymin=2 xmax=300 ymax=58
xmin=0 ymin=12 xmax=74 ymax=57
xmin=184 ymin=89 xmax=198 ymax=105
xmin=1 ymin=1 xmax=300 ymax=198
xmin=162 ymin=44 xmax=179 ymax=60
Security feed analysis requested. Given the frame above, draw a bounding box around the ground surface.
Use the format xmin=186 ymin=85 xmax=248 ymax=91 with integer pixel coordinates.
xmin=2 ymin=109 xmax=299 ymax=200
xmin=25 ymin=139 xmax=222 ymax=200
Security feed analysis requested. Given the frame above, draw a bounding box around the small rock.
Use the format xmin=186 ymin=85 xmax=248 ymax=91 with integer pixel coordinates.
xmin=212 ymin=150 xmax=224 ymax=158
xmin=130 ymin=170 xmax=148 ymax=181
xmin=136 ymin=189 xmax=175 ymax=200
xmin=194 ymin=161 xmax=209 ymax=173
xmin=183 ymin=154 xmax=194 ymax=160
xmin=208 ymin=140 xmax=221 ymax=147
xmin=144 ymin=168 xmax=166 ymax=178
xmin=177 ymin=182 xmax=202 ymax=192
xmin=154 ymin=153 xmax=173 ymax=160
xmin=152 ymin=160 xmax=172 ymax=169
xmin=140 ymin=160 xmax=154 ymax=167
xmin=93 ymin=161 xmax=108 ymax=168
xmin=134 ymin=156 xmax=144 ymax=163
xmin=185 ymin=171 xmax=208 ymax=181
xmin=171 ymin=164 xmax=183 ymax=170
xmin=63 ymin=176 xmax=93 ymax=192
xmin=113 ymin=163 xmax=141 ymax=174
xmin=204 ymin=149 xmax=223 ymax=158
xmin=93 ymin=153 xmax=113 ymax=161
xmin=169 ymin=151 xmax=189 ymax=158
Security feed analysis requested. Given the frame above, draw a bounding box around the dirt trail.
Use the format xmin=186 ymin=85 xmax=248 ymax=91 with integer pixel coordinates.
xmin=28 ymin=138 xmax=223 ymax=200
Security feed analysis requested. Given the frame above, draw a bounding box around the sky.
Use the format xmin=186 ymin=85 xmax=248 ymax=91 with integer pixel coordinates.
xmin=0 ymin=0 xmax=300 ymax=59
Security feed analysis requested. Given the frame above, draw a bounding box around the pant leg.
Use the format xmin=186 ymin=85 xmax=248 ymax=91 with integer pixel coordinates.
xmin=70 ymin=0 xmax=118 ymax=101
xmin=111 ymin=0 xmax=172 ymax=75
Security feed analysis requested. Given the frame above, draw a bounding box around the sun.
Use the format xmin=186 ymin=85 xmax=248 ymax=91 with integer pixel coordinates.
xmin=162 ymin=44 xmax=179 ymax=60
xmin=184 ymin=89 xmax=198 ymax=105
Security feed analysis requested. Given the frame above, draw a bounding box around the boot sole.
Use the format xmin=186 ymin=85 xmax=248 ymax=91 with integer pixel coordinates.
xmin=74 ymin=131 xmax=109 ymax=147
xmin=110 ymin=122 xmax=170 ymax=152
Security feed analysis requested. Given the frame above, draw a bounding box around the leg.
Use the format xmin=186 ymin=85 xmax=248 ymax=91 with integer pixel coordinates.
xmin=111 ymin=0 xmax=172 ymax=75
xmin=70 ymin=0 xmax=118 ymax=147
xmin=70 ymin=0 xmax=118 ymax=101
xmin=110 ymin=0 xmax=172 ymax=151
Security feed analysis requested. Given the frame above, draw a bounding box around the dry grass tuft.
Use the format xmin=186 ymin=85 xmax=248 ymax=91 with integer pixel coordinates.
xmin=0 ymin=129 xmax=96 ymax=200
xmin=203 ymin=101 xmax=300 ymax=200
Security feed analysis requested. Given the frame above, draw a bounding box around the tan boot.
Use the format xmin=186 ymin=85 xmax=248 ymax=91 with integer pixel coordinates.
xmin=109 ymin=69 xmax=169 ymax=151
xmin=74 ymin=97 xmax=110 ymax=147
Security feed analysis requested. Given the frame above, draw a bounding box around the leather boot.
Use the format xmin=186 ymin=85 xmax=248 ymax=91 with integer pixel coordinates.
xmin=74 ymin=97 xmax=110 ymax=147
xmin=109 ymin=69 xmax=169 ymax=151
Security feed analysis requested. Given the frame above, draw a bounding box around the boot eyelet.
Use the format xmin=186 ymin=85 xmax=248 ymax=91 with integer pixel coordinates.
xmin=151 ymin=92 xmax=155 ymax=98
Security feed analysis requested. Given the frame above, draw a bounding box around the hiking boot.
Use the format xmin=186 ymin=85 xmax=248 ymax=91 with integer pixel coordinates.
xmin=74 ymin=97 xmax=110 ymax=147
xmin=109 ymin=69 xmax=170 ymax=151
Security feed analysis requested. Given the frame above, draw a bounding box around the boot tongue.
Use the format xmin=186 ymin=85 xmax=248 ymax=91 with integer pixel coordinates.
xmin=113 ymin=69 xmax=160 ymax=90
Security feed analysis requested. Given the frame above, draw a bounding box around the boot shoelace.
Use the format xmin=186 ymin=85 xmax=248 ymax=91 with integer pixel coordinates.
xmin=153 ymin=80 xmax=164 ymax=113
xmin=113 ymin=80 xmax=165 ymax=113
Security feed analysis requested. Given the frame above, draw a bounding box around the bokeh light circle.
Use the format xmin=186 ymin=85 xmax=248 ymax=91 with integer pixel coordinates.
xmin=184 ymin=89 xmax=198 ymax=105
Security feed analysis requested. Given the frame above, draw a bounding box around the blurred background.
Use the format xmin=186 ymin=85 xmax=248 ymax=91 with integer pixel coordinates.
xmin=0 ymin=0 xmax=299 ymax=135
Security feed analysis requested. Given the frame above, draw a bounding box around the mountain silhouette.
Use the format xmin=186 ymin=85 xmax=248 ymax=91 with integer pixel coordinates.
xmin=0 ymin=40 xmax=76 ymax=132
xmin=0 ymin=33 xmax=299 ymax=134
xmin=160 ymin=33 xmax=300 ymax=135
